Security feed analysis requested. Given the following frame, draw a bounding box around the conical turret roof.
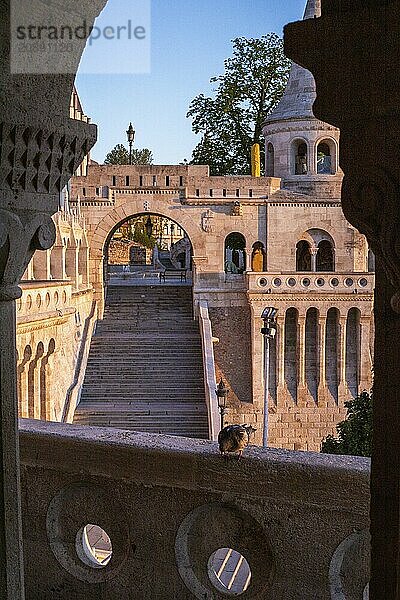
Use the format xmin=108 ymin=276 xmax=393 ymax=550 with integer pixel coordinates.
xmin=264 ymin=0 xmax=321 ymax=125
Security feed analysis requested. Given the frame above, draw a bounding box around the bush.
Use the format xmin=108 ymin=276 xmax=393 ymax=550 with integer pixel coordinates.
xmin=321 ymin=391 xmax=372 ymax=457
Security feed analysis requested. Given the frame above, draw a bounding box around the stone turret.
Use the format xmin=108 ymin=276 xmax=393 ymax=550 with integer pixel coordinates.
xmin=262 ymin=0 xmax=342 ymax=197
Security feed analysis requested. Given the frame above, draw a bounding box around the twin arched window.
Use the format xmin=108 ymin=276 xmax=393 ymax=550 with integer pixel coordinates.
xmin=291 ymin=138 xmax=337 ymax=176
xmin=296 ymin=234 xmax=335 ymax=272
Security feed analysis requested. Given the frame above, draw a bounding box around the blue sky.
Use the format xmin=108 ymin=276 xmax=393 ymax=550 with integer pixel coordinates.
xmin=75 ymin=0 xmax=306 ymax=164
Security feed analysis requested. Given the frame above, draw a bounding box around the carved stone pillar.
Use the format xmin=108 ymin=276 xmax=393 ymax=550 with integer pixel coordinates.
xmin=318 ymin=311 xmax=327 ymax=397
xmin=360 ymin=315 xmax=372 ymax=390
xmin=285 ymin=3 xmax=400 ymax=596
xmin=310 ymin=245 xmax=319 ymax=272
xmin=338 ymin=315 xmax=347 ymax=403
xmin=276 ymin=314 xmax=286 ymax=392
xmin=297 ymin=314 xmax=307 ymax=398
xmin=0 ymin=4 xmax=105 ymax=596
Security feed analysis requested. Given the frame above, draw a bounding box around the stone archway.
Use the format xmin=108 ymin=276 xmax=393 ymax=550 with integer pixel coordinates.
xmin=88 ymin=196 xmax=205 ymax=310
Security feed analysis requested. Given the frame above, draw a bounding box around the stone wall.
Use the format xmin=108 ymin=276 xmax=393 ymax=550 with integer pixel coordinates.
xmin=16 ymin=283 xmax=94 ymax=422
xmin=209 ymin=306 xmax=252 ymax=409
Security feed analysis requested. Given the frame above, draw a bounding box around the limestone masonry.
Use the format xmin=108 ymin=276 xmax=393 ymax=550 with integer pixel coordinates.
xmin=17 ymin=0 xmax=373 ymax=451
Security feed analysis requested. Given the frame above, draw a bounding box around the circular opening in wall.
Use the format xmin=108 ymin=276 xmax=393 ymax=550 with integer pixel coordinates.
xmin=359 ymin=277 xmax=368 ymax=288
xmin=345 ymin=277 xmax=354 ymax=287
xmin=36 ymin=293 xmax=41 ymax=308
xmin=330 ymin=277 xmax=339 ymax=287
xmin=258 ymin=277 xmax=268 ymax=287
xmin=272 ymin=277 xmax=282 ymax=287
xmin=26 ymin=294 xmax=32 ymax=309
xmin=287 ymin=277 xmax=297 ymax=287
xmin=316 ymin=277 xmax=325 ymax=287
xmin=207 ymin=548 xmax=251 ymax=595
xmin=54 ymin=291 xmax=59 ymax=305
xmin=17 ymin=297 xmax=22 ymax=312
xmin=62 ymin=290 xmax=67 ymax=304
xmin=45 ymin=292 xmax=51 ymax=307
xmin=301 ymin=277 xmax=311 ymax=287
xmin=76 ymin=524 xmax=113 ymax=569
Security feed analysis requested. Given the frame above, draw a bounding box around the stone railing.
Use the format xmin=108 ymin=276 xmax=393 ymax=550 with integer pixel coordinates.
xmin=62 ymin=300 xmax=98 ymax=423
xmin=17 ymin=281 xmax=73 ymax=322
xmin=247 ymin=271 xmax=375 ymax=295
xmin=19 ymin=419 xmax=370 ymax=599
xmin=198 ymin=301 xmax=219 ymax=441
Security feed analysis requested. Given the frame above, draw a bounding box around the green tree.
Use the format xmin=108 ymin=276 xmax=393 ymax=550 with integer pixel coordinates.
xmin=187 ymin=35 xmax=290 ymax=175
xmin=321 ymin=391 xmax=372 ymax=457
xmin=104 ymin=144 xmax=153 ymax=165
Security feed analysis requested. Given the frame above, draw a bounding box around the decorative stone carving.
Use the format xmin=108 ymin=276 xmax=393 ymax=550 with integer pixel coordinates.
xmin=0 ymin=120 xmax=97 ymax=211
xmin=201 ymin=209 xmax=214 ymax=233
xmin=341 ymin=170 xmax=400 ymax=311
xmin=0 ymin=209 xmax=56 ymax=301
xmin=232 ymin=201 xmax=242 ymax=216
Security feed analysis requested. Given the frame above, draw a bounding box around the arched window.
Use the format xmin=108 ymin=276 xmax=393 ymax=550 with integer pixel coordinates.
xmin=316 ymin=240 xmax=335 ymax=271
xmin=251 ymin=241 xmax=265 ymax=272
xmin=293 ymin=140 xmax=308 ymax=175
xmin=266 ymin=143 xmax=274 ymax=177
xmin=296 ymin=240 xmax=311 ymax=271
xmin=316 ymin=142 xmax=332 ymax=174
xmin=225 ymin=233 xmax=246 ymax=274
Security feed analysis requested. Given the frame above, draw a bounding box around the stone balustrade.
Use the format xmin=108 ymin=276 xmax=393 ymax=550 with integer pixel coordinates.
xmin=20 ymin=419 xmax=369 ymax=599
xmin=247 ymin=271 xmax=374 ymax=295
xmin=17 ymin=281 xmax=73 ymax=321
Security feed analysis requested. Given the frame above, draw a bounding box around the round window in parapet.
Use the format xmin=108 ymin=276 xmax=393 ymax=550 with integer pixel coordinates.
xmin=301 ymin=277 xmax=311 ymax=287
xmin=258 ymin=277 xmax=268 ymax=287
xmin=344 ymin=277 xmax=354 ymax=287
xmin=330 ymin=277 xmax=339 ymax=287
xmin=316 ymin=277 xmax=325 ymax=287
xmin=272 ymin=277 xmax=282 ymax=287
xmin=287 ymin=277 xmax=297 ymax=287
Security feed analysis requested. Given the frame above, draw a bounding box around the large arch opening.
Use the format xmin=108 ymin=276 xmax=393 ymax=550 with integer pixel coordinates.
xmin=104 ymin=213 xmax=193 ymax=284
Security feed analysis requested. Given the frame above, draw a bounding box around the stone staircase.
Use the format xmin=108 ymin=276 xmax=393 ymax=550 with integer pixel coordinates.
xmin=73 ymin=285 xmax=209 ymax=439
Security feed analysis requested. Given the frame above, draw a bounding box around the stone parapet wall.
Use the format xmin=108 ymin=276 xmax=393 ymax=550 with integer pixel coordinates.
xmin=16 ymin=284 xmax=94 ymax=422
xmin=19 ymin=420 xmax=370 ymax=600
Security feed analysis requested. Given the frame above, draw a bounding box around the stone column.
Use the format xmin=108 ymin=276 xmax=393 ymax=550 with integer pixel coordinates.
xmin=0 ymin=209 xmax=57 ymax=598
xmin=359 ymin=315 xmax=372 ymax=391
xmin=298 ymin=314 xmax=307 ymax=395
xmin=0 ymin=0 xmax=105 ymax=594
xmin=318 ymin=312 xmax=327 ymax=397
xmin=50 ymin=246 xmax=67 ymax=280
xmin=284 ymin=5 xmax=400 ymax=595
xmin=276 ymin=314 xmax=286 ymax=392
xmin=32 ymin=249 xmax=51 ymax=280
xmin=245 ymin=248 xmax=253 ymax=272
xmin=338 ymin=315 xmax=347 ymax=403
xmin=310 ymin=245 xmax=318 ymax=272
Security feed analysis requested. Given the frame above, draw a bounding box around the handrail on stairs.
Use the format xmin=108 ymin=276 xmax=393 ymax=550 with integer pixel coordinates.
xmin=198 ymin=300 xmax=220 ymax=441
xmin=61 ymin=300 xmax=98 ymax=423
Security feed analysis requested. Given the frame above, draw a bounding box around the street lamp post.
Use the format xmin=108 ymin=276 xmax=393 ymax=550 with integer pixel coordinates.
xmin=216 ymin=378 xmax=229 ymax=431
xmin=126 ymin=122 xmax=135 ymax=165
xmin=261 ymin=307 xmax=278 ymax=447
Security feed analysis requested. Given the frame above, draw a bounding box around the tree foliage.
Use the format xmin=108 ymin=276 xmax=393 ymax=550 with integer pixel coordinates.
xmin=321 ymin=391 xmax=372 ymax=457
xmin=187 ymin=35 xmax=290 ymax=175
xmin=104 ymin=144 xmax=153 ymax=165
